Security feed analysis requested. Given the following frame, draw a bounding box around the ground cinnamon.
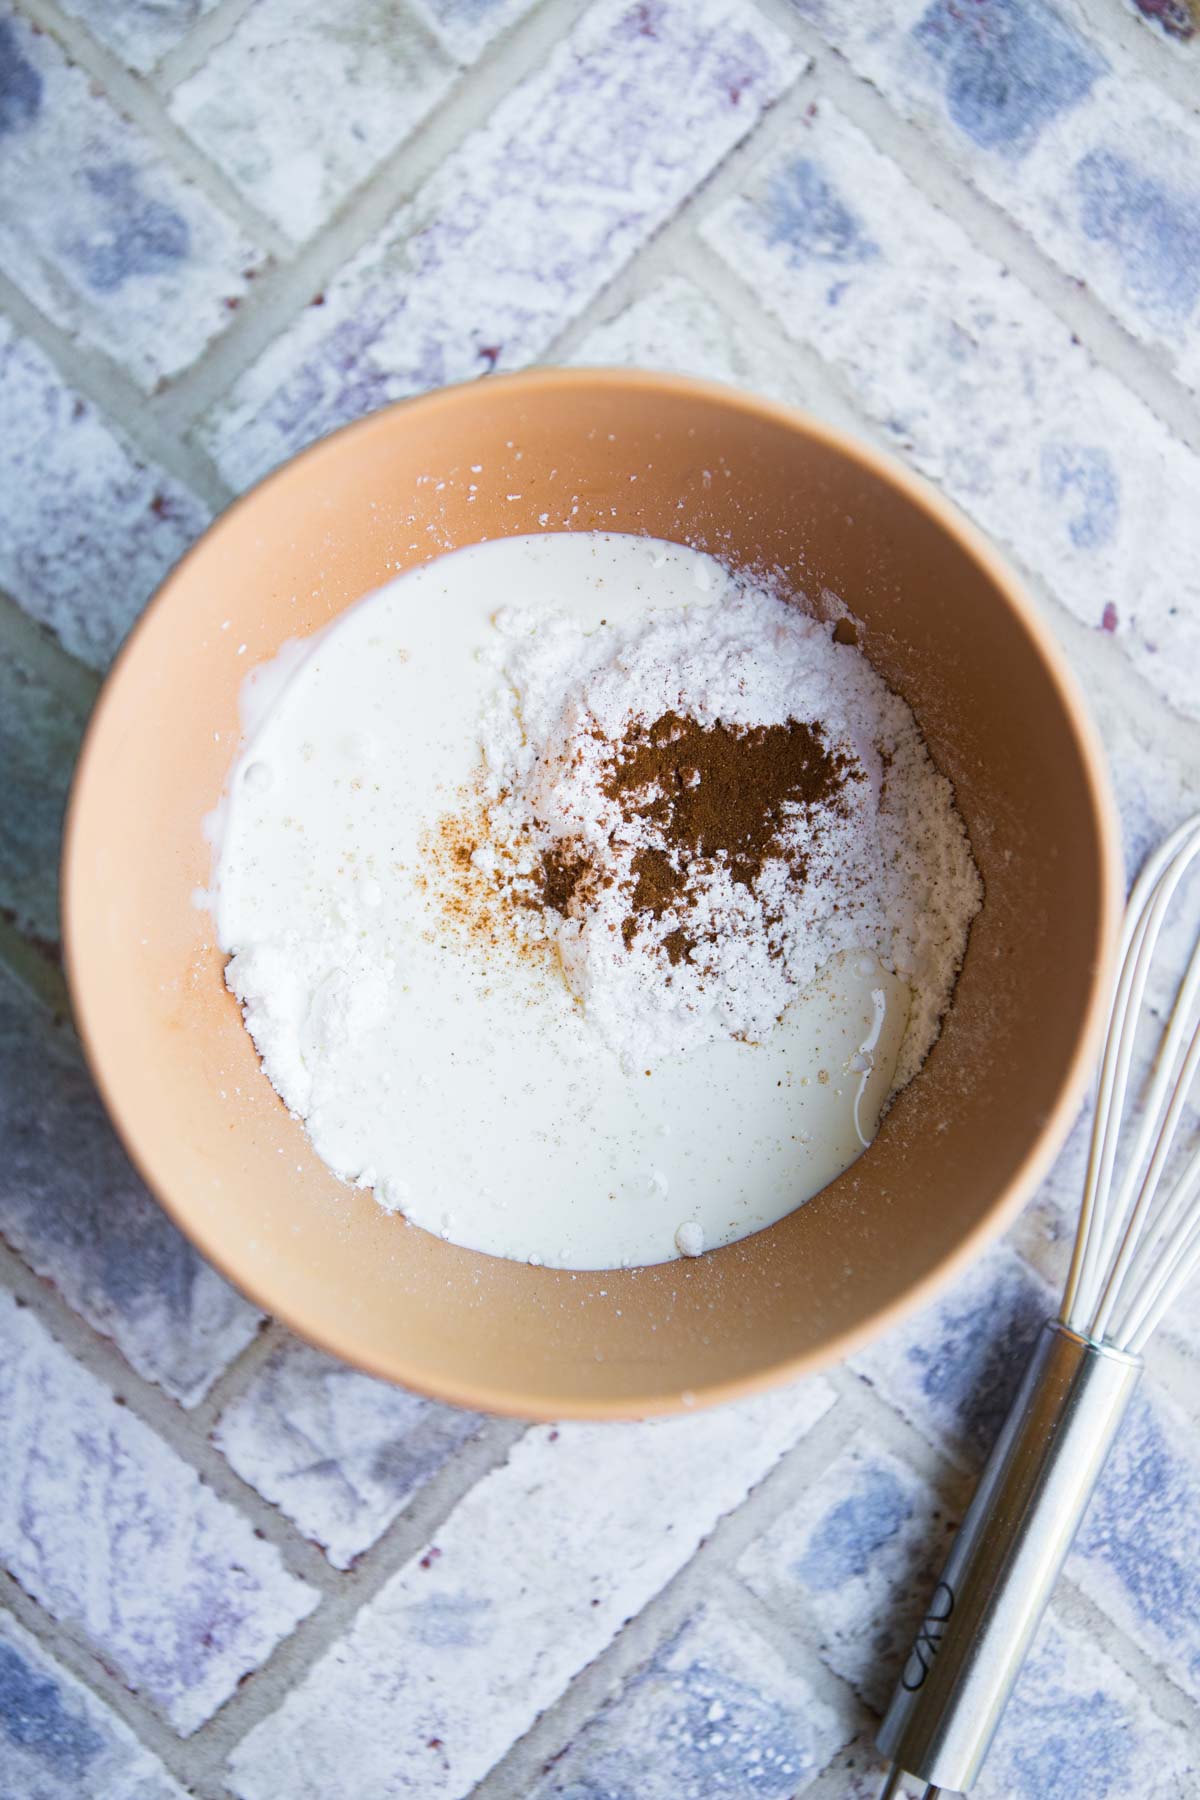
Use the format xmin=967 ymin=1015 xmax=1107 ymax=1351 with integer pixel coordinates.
xmin=602 ymin=710 xmax=855 ymax=952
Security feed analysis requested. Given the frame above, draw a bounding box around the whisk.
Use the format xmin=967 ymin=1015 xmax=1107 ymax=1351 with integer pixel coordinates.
xmin=876 ymin=813 xmax=1200 ymax=1800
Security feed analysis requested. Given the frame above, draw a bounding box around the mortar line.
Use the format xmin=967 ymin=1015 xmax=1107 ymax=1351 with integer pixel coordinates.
xmin=741 ymin=4 xmax=1200 ymax=459
xmin=1148 ymin=1330 xmax=1200 ymax=1427
xmin=0 ymin=267 xmax=234 ymax=514
xmin=153 ymin=0 xmax=268 ymax=90
xmin=717 ymin=1565 xmax=867 ymax=1720
xmin=1053 ymin=1573 xmax=1200 ymax=1735
xmin=186 ymin=1317 xmax=296 ymax=1437
xmin=151 ymin=0 xmax=597 ymax=438
xmin=0 ymin=587 xmax=101 ymax=702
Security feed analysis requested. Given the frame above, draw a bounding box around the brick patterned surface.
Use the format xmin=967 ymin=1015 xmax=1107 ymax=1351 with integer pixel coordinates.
xmin=170 ymin=0 xmax=458 ymax=242
xmin=228 ymin=1383 xmax=835 ymax=1798
xmin=2 ymin=0 xmax=1200 ymax=1793
xmin=738 ymin=1434 xmax=956 ymax=1713
xmin=0 ymin=1609 xmax=188 ymax=1799
xmin=53 ymin=0 xmax=222 ymax=72
xmin=1071 ymin=1384 xmax=1200 ymax=1702
xmin=527 ymin=1598 xmax=853 ymax=1798
xmin=214 ymin=1337 xmax=483 ymax=1567
xmin=0 ymin=316 xmax=210 ymax=667
xmin=0 ymin=968 xmax=263 ymax=1405
xmin=201 ymin=0 xmax=802 ymax=487
xmin=0 ymin=9 xmax=265 ymax=389
xmin=0 ymin=1289 xmax=317 ymax=1735
xmin=703 ymin=101 xmax=1200 ymax=719
xmin=0 ymin=618 xmax=93 ymax=942
xmin=790 ymin=0 xmax=1200 ymax=391
xmin=572 ymin=275 xmax=815 ymax=408
xmin=979 ymin=1613 xmax=1199 ymax=1798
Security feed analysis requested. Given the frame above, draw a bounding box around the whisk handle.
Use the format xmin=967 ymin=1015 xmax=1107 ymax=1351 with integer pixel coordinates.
xmin=876 ymin=1320 xmax=1141 ymax=1795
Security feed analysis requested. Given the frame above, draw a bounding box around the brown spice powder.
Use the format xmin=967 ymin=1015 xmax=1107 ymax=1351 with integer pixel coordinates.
xmin=602 ymin=710 xmax=855 ymax=949
xmin=424 ymin=707 xmax=858 ymax=979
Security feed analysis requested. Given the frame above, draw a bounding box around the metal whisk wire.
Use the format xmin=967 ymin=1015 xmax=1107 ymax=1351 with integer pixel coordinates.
xmin=1062 ymin=815 xmax=1200 ymax=1352
xmin=876 ymin=814 xmax=1200 ymax=1798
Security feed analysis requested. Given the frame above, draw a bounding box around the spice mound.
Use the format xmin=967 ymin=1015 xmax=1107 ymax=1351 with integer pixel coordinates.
xmin=434 ymin=576 xmax=982 ymax=1084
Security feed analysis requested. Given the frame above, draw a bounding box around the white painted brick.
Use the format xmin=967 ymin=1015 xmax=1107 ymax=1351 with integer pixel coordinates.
xmin=737 ymin=1433 xmax=954 ymax=1712
xmin=0 ymin=1609 xmax=188 ymax=1799
xmin=0 ymin=1289 xmax=317 ymax=1735
xmin=202 ymin=0 xmax=803 ymax=487
xmin=214 ymin=1337 xmax=482 ymax=1568
xmin=227 ymin=1378 xmax=835 ymax=1799
xmin=849 ymin=1247 xmax=1054 ymax=1471
xmin=170 ymin=0 xmax=458 ymax=243
xmin=572 ymin=274 xmax=811 ymax=404
xmin=0 ymin=318 xmax=210 ymax=667
xmin=0 ymin=12 xmax=265 ymax=389
xmin=1067 ymin=1381 xmax=1200 ymax=1705
xmin=0 ymin=625 xmax=92 ymax=944
xmin=0 ymin=967 xmax=263 ymax=1407
xmin=703 ymin=102 xmax=1200 ymax=719
xmin=790 ymin=0 xmax=1200 ymax=391
xmin=824 ymin=1614 xmax=1197 ymax=1799
xmin=976 ymin=1611 xmax=1200 ymax=1798
xmin=53 ymin=0 xmax=222 ymax=73
xmin=528 ymin=1597 xmax=852 ymax=1798
xmin=410 ymin=0 xmax=540 ymax=60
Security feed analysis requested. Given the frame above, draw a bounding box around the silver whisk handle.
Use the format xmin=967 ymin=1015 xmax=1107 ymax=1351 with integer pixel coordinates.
xmin=876 ymin=1320 xmax=1142 ymax=1795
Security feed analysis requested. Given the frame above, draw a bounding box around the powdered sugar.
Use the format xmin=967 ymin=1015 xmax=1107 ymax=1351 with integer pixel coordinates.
xmin=477 ymin=574 xmax=981 ymax=1087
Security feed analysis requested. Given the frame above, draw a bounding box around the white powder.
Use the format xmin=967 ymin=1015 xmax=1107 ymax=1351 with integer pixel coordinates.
xmin=477 ymin=577 xmax=981 ymax=1088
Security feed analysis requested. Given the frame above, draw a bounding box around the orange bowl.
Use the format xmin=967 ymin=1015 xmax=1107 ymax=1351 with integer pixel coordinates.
xmin=63 ymin=369 xmax=1122 ymax=1419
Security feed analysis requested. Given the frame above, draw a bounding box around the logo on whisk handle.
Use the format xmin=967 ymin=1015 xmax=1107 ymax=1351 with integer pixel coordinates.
xmin=900 ymin=1580 xmax=955 ymax=1690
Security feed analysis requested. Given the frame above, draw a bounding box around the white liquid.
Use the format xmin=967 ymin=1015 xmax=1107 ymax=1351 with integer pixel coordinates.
xmin=214 ymin=534 xmax=909 ymax=1269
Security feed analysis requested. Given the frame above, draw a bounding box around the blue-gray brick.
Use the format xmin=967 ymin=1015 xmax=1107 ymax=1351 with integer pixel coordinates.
xmin=170 ymin=0 xmax=458 ymax=243
xmin=228 ymin=1380 xmax=835 ymax=1799
xmin=214 ymin=1337 xmax=482 ymax=1567
xmin=202 ymin=0 xmax=803 ymax=487
xmin=0 ymin=10 xmax=265 ymax=387
xmin=0 ymin=317 xmax=210 ymax=667
xmin=0 ymin=967 xmax=262 ymax=1406
xmin=0 ymin=1290 xmax=317 ymax=1735
xmin=788 ymin=0 xmax=1200 ymax=391
xmin=528 ymin=1600 xmax=852 ymax=1799
xmin=704 ymin=102 xmax=1200 ymax=719
xmin=0 ymin=1610 xmax=188 ymax=1800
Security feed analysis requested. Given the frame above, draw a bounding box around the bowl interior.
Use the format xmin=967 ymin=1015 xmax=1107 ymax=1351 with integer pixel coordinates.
xmin=64 ymin=371 xmax=1120 ymax=1418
